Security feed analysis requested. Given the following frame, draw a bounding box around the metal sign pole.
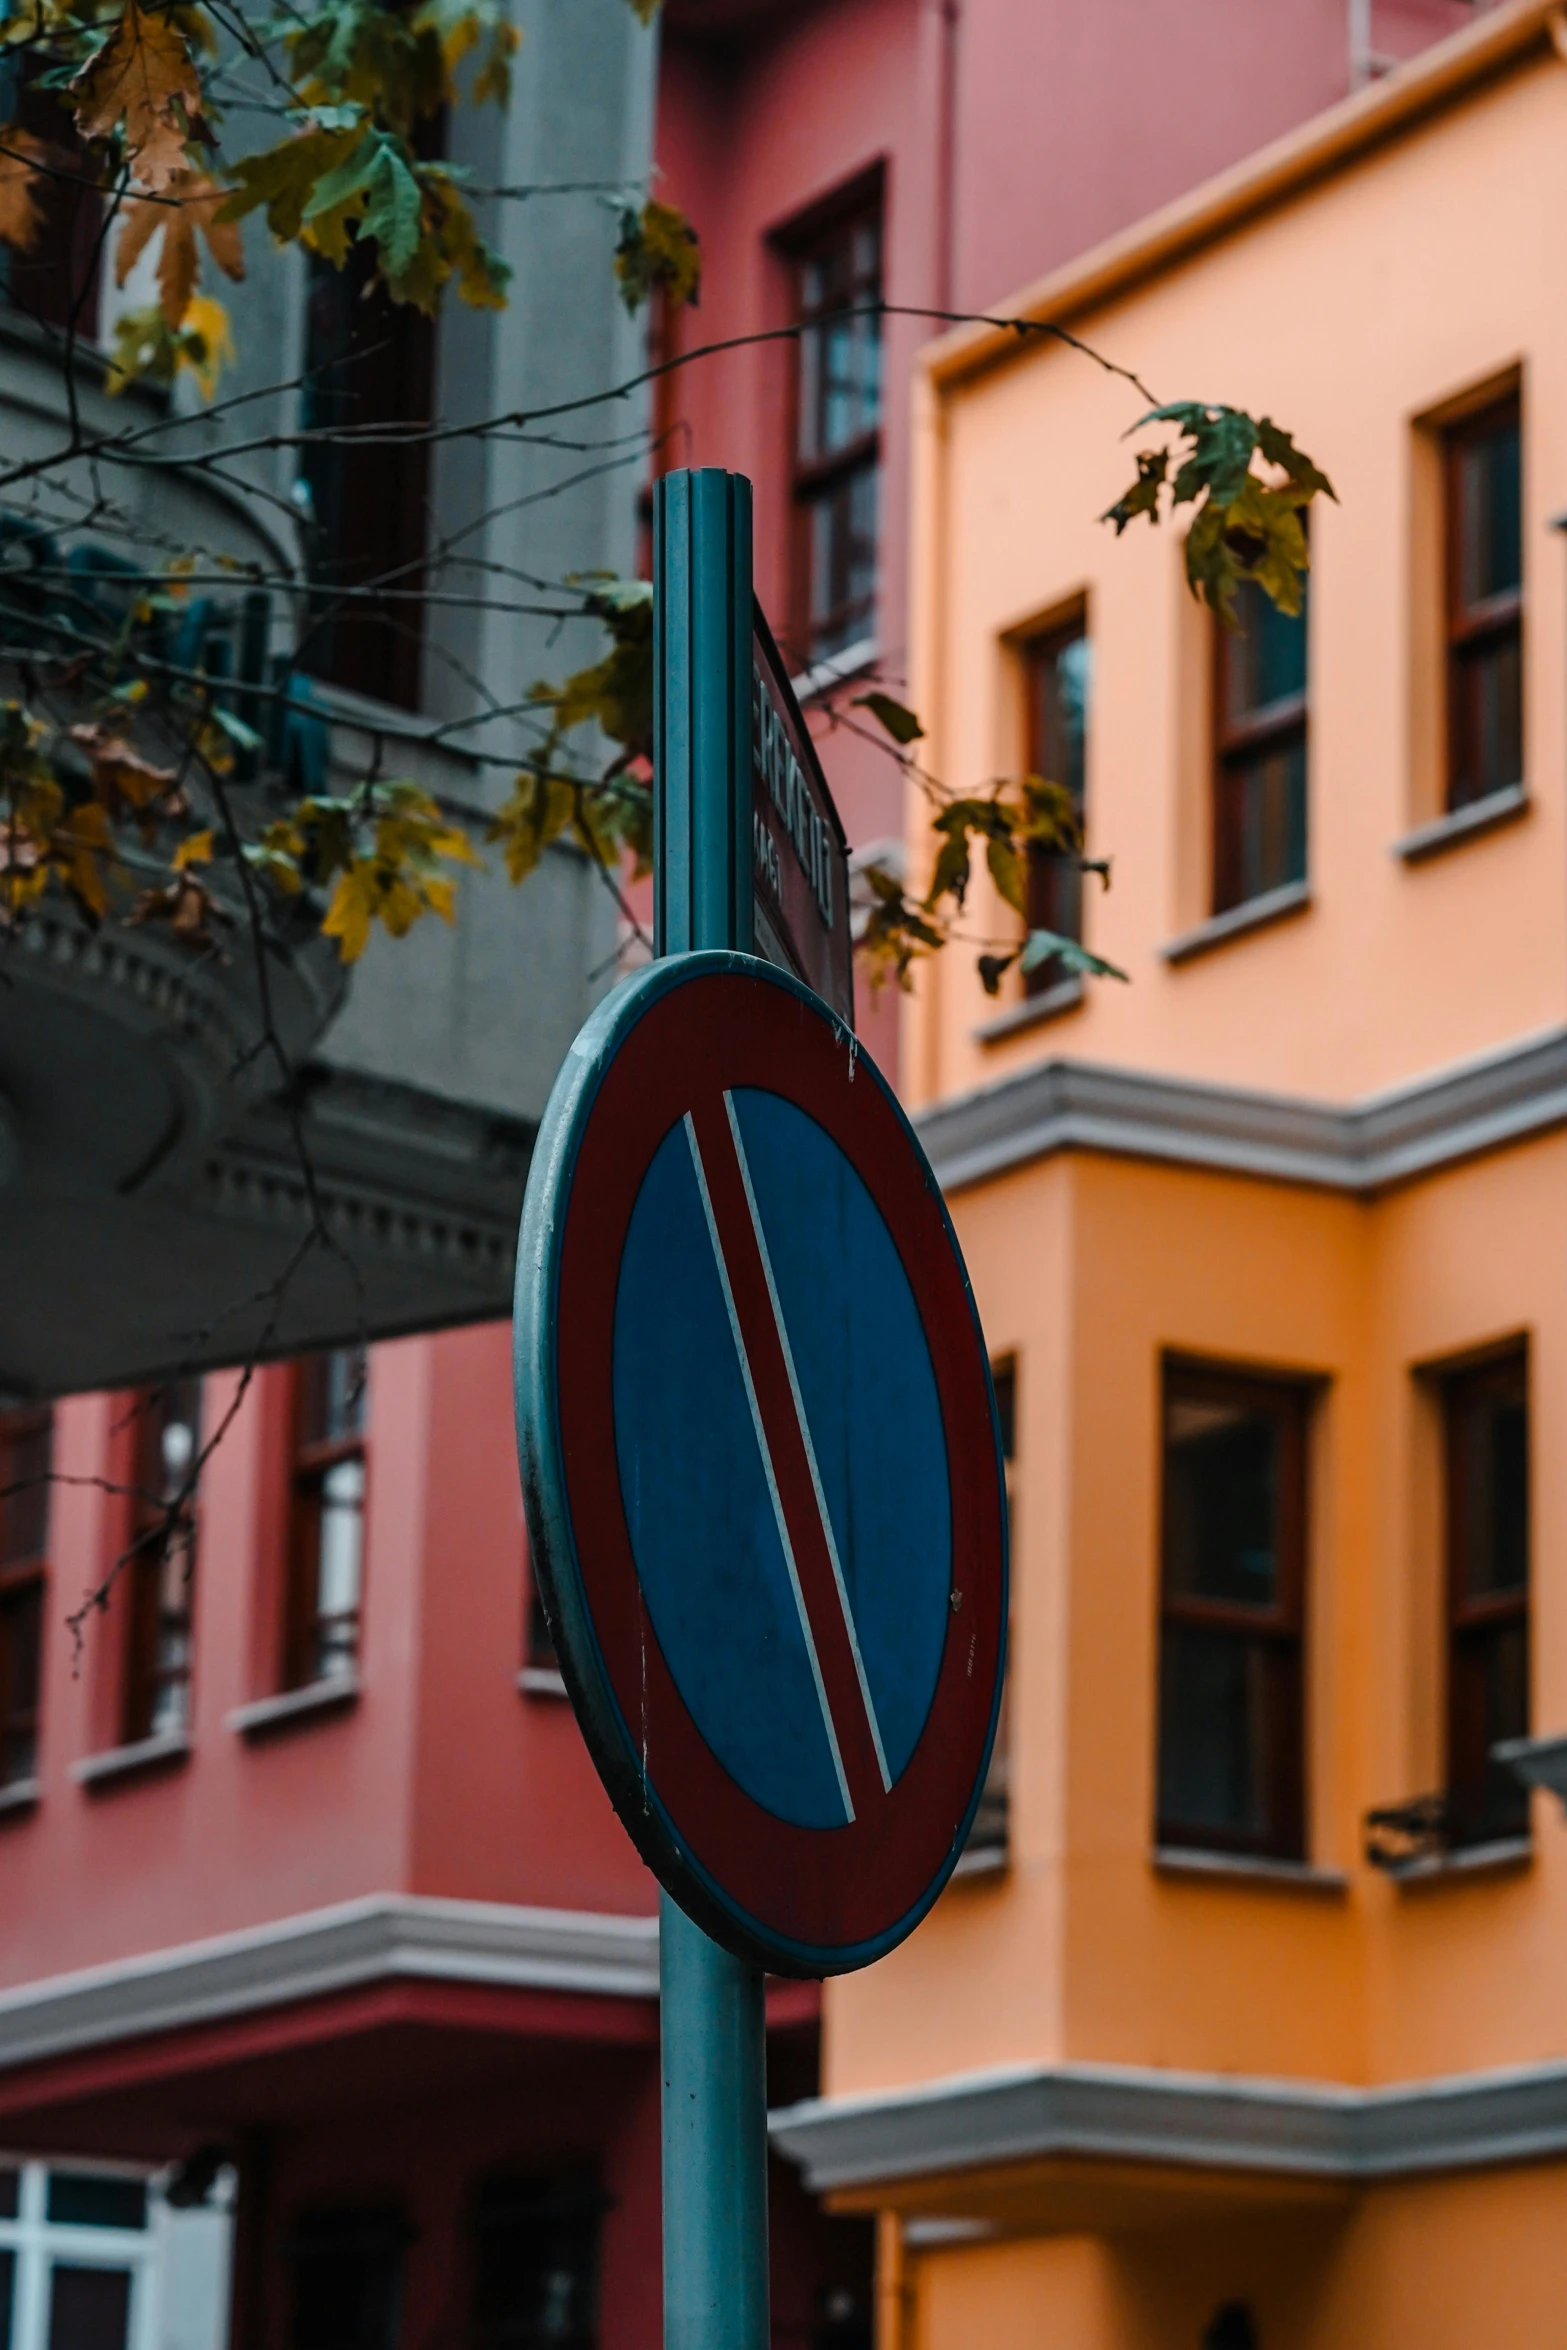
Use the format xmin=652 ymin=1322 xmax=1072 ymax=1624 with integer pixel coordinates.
xmin=653 ymin=466 xmax=769 ymax=2350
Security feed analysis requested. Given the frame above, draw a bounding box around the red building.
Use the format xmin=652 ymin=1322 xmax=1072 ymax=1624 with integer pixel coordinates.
xmin=0 ymin=7 xmax=1484 ymax=2350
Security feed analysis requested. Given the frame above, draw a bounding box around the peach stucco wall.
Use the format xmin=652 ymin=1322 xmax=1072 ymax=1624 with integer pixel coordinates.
xmin=902 ymin=44 xmax=1567 ymax=1114
xmin=825 ymin=33 xmax=1567 ymax=2118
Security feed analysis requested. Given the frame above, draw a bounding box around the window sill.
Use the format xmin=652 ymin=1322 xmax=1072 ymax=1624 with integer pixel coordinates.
xmin=1386 ymin=1836 xmax=1533 ymax=1888
xmin=517 ymin=1665 xmax=568 ymax=1699
xmin=0 ymin=1778 xmax=40 ymax=1819
xmin=950 ymin=1840 xmax=1009 ymax=1880
xmin=1154 ymin=1846 xmax=1348 ymax=1895
xmin=72 ymin=1733 xmax=190 ymax=1790
xmin=229 ymin=1676 xmax=360 ymax=1739
xmin=1392 ymin=783 xmax=1529 ymax=864
xmin=973 ymin=976 xmax=1084 ymax=1045
xmin=789 ymin=636 xmax=880 ymax=705
xmin=1161 ymin=879 xmax=1312 ymax=967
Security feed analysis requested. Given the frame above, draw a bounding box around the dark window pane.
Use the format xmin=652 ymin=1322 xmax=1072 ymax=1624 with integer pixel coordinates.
xmin=1158 ymin=1627 xmax=1272 ymax=1839
xmin=1458 ymin=413 xmax=1521 ymax=608
xmin=792 ymin=197 xmax=882 ymax=663
xmin=0 ymin=2168 xmax=16 ymax=2219
xmin=298 ymin=245 xmax=435 ymax=711
xmin=47 ymin=2175 xmax=146 ymax=2231
xmin=299 ymin=1351 xmax=367 ymax=1449
xmin=291 ymin=2209 xmax=406 ymax=2350
xmin=0 ymin=1410 xmax=52 ymax=1569
xmin=1215 ymin=734 xmax=1307 ymax=912
xmin=806 ymin=465 xmax=878 ymax=659
xmin=1450 ymin=633 xmax=1523 ymax=807
xmin=47 ymin=2266 xmax=132 ymax=2350
xmin=1023 ymin=627 xmax=1090 ymax=991
xmin=990 ymin=1359 xmax=1016 ymax=1464
xmin=471 ymin=2172 xmax=601 ymax=2350
xmin=1224 ymin=578 xmax=1308 ymax=721
xmin=125 ymin=1381 xmax=203 ymax=1743
xmin=1458 ymin=1385 xmax=1528 ymax=1599
xmin=1165 ymin=1397 xmax=1280 ymax=1607
xmin=1449 ymin=1623 xmax=1529 ymax=1847
xmin=0 ymin=1582 xmax=42 ymax=1787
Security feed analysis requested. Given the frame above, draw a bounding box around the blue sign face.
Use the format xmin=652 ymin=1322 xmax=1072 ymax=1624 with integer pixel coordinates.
xmin=516 ymin=954 xmax=1007 ymax=1975
xmin=613 ymin=1087 xmax=953 ymax=1832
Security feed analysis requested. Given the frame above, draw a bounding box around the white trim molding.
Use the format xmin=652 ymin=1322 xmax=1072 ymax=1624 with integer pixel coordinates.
xmin=0 ymin=1896 xmax=660 ymax=2075
xmin=769 ymin=2053 xmax=1567 ymax=2191
xmin=914 ymin=1025 xmax=1567 ymax=1199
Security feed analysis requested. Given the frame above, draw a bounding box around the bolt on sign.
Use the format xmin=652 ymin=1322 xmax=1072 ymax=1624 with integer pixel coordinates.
xmin=750 ymin=606 xmax=853 ymax=1029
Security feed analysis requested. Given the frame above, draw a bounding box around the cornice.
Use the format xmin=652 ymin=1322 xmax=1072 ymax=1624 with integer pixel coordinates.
xmin=770 ymin=2053 xmax=1567 ymax=2190
xmin=923 ymin=0 xmax=1563 ymax=392
xmin=914 ymin=1027 xmax=1567 ymax=1199
xmin=0 ymin=1896 xmax=660 ymax=2073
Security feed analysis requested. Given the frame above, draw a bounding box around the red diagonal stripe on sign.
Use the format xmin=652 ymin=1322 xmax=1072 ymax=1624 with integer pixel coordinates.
xmin=686 ymin=1091 xmax=886 ymax=1824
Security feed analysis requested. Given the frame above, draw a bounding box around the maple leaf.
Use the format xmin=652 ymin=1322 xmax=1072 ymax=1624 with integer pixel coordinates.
xmin=70 ymin=0 xmax=202 ymax=193
xmin=116 ymin=171 xmax=244 ymax=327
xmin=0 ymin=127 xmax=47 ymax=254
xmin=614 ymin=198 xmax=701 ymax=314
xmin=68 ymin=722 xmax=179 ymax=822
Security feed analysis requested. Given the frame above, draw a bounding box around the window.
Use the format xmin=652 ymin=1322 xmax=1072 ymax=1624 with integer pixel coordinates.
xmin=1212 ymin=577 xmax=1308 ymax=914
xmin=469 ymin=2170 xmax=602 ymax=2350
xmin=290 ymin=2209 xmax=406 ymax=2350
xmin=122 ymin=1382 xmax=201 ymax=1745
xmin=0 ymin=2164 xmax=158 ymax=2350
xmin=284 ymin=1351 xmax=367 ymax=1692
xmin=0 ymin=1407 xmax=51 ymax=1790
xmin=0 ymin=61 xmax=103 ymax=339
xmin=788 ymin=192 xmax=882 ymax=664
xmin=1443 ymin=1348 xmax=1529 ymax=1848
xmin=1445 ymin=394 xmax=1522 ymax=811
xmin=963 ymin=1357 xmax=1014 ymax=1861
xmin=296 ymin=246 xmax=435 ymax=711
xmin=1022 ymin=621 xmax=1089 ymax=994
xmin=1157 ymin=1363 xmax=1308 ymax=1860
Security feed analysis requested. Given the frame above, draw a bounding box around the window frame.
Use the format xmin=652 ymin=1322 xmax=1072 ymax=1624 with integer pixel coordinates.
xmin=282 ymin=1353 xmax=368 ymax=1695
xmin=1157 ymin=1359 xmax=1310 ymax=1863
xmin=1443 ymin=390 xmax=1523 ymax=814
xmin=0 ymin=1407 xmax=51 ymax=1792
xmin=1442 ymin=1344 xmax=1530 ymax=1850
xmin=1210 ymin=580 xmax=1309 ymax=917
xmin=121 ymin=1382 xmax=202 ymax=1747
xmin=779 ymin=173 xmax=884 ymax=667
xmin=1021 ymin=614 xmax=1089 ymax=996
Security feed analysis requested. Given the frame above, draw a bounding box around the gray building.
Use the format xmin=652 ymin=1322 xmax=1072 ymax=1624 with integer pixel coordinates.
xmin=0 ymin=0 xmax=656 ymax=1396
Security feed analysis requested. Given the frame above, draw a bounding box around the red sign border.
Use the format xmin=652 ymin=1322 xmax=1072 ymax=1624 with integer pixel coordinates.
xmin=518 ymin=954 xmax=1007 ymax=1974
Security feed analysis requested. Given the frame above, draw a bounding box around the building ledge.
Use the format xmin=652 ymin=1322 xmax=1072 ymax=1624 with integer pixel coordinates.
xmin=973 ymin=976 xmax=1084 ymax=1045
xmin=517 ymin=1666 xmax=568 ymax=1699
xmin=950 ymin=1841 xmax=1008 ymax=1881
xmin=1393 ymin=784 xmax=1529 ymax=864
xmin=0 ymin=1894 xmax=663 ymax=2076
xmin=1154 ymin=1847 xmax=1347 ymax=1895
xmin=0 ymin=1779 xmax=40 ymax=1820
xmin=228 ymin=1677 xmax=360 ymax=1739
xmin=1387 ymin=1836 xmax=1533 ymax=1889
xmin=770 ymin=2047 xmax=1567 ymax=2196
xmin=1161 ymin=880 xmax=1312 ymax=967
xmin=790 ymin=635 xmax=880 ymax=705
xmin=72 ymin=1733 xmax=190 ymax=1790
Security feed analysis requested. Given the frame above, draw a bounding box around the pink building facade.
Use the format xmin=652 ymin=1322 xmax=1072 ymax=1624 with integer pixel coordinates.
xmin=655 ymin=0 xmax=1475 ymax=1077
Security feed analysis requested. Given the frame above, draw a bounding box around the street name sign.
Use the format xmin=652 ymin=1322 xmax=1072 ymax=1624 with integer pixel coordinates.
xmin=749 ymin=603 xmax=854 ymax=1028
xmin=514 ymin=951 xmax=1008 ymax=1976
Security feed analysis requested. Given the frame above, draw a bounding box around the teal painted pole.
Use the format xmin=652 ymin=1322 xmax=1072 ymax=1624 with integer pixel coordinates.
xmin=653 ymin=467 xmax=770 ymax=2350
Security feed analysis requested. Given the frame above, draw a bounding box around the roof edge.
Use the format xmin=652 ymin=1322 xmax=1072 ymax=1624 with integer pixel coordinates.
xmin=925 ymin=0 xmax=1564 ymax=390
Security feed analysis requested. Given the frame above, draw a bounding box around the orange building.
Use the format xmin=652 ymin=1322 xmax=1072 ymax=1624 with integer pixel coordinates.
xmin=772 ymin=5 xmax=1567 ymax=2342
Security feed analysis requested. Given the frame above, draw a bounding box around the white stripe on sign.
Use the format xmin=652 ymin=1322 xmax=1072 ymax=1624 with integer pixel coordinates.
xmin=683 ymin=1111 xmax=856 ymax=1826
xmin=723 ymin=1090 xmax=893 ymax=1795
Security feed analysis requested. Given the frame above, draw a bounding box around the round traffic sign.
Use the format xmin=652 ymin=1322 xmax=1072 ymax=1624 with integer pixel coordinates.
xmin=514 ymin=953 xmax=1007 ymax=1975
